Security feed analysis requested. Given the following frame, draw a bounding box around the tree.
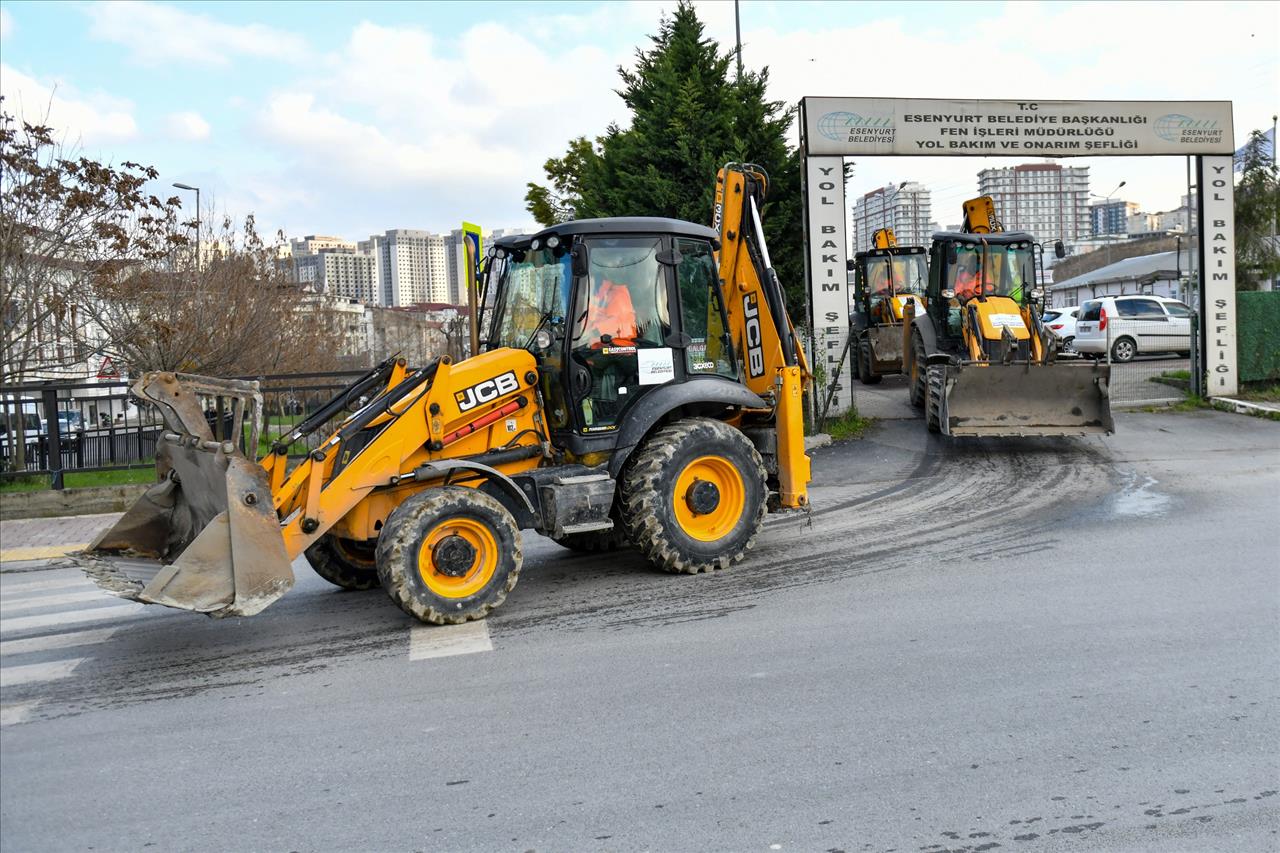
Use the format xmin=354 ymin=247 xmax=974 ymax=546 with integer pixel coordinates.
xmin=525 ymin=1 xmax=807 ymax=314
xmin=1234 ymin=129 xmax=1280 ymax=290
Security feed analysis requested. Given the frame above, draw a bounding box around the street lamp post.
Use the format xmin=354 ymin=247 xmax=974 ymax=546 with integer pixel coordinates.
xmin=172 ymin=182 xmax=200 ymax=271
xmin=1090 ymin=180 xmax=1126 ymax=270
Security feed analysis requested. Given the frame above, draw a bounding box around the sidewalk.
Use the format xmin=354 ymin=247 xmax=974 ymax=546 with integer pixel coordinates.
xmin=0 ymin=513 xmax=120 ymax=567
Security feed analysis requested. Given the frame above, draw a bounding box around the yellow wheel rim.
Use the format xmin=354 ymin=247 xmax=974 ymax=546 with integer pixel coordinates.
xmin=673 ymin=455 xmax=746 ymax=542
xmin=418 ymin=518 xmax=499 ymax=599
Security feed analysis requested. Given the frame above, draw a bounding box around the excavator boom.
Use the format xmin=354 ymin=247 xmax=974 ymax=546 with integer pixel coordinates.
xmin=713 ymin=164 xmax=811 ymax=508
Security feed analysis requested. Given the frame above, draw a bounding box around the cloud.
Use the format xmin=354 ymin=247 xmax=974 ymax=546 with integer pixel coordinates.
xmin=0 ymin=64 xmax=137 ymax=144
xmin=164 ymin=110 xmax=211 ymax=141
xmin=0 ymin=8 xmax=14 ymax=40
xmin=84 ymin=1 xmax=309 ymax=66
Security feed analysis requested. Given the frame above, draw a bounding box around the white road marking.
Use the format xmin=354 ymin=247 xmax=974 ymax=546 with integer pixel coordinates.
xmin=409 ymin=621 xmax=493 ymax=661
xmin=0 ymin=700 xmax=41 ymax=726
xmin=1 ymin=590 xmax=108 ymax=614
xmin=0 ymin=576 xmax=90 ymax=595
xmin=0 ymin=603 xmax=143 ymax=635
xmin=0 ymin=657 xmax=85 ymax=689
xmin=0 ymin=628 xmax=119 ymax=658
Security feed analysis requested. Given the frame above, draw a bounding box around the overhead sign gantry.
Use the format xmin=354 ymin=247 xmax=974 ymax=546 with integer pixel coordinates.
xmin=799 ymin=97 xmax=1236 ymax=409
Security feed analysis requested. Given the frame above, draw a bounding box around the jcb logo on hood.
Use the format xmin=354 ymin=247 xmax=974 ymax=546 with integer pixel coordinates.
xmin=743 ymin=293 xmax=765 ymax=378
xmin=455 ymin=371 xmax=519 ymax=412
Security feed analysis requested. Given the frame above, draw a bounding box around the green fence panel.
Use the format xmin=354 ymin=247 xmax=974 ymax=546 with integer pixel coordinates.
xmin=1236 ymin=291 xmax=1280 ymax=383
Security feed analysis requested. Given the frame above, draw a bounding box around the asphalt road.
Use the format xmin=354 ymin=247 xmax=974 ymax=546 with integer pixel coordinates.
xmin=2 ymin=410 xmax=1277 ymax=852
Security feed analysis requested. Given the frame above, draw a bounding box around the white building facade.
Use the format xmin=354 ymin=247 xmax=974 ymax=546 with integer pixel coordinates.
xmin=294 ymin=250 xmax=379 ymax=304
xmin=851 ymin=182 xmax=932 ymax=252
xmin=977 ymin=163 xmax=1091 ymax=244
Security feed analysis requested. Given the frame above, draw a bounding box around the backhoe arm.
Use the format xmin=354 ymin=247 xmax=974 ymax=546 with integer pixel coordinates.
xmin=713 ymin=164 xmax=811 ymax=508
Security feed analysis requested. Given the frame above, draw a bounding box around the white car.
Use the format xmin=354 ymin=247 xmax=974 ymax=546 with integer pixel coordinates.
xmin=1073 ymin=295 xmax=1193 ymax=362
xmin=1042 ymin=306 xmax=1079 ymax=351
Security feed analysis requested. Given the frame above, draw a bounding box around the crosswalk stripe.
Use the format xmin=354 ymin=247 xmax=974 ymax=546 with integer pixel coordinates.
xmin=409 ymin=621 xmax=493 ymax=661
xmin=1 ymin=590 xmax=108 ymax=614
xmin=0 ymin=628 xmax=119 ymax=658
xmin=1 ymin=603 xmax=143 ymax=635
xmin=0 ymin=543 xmax=90 ymax=563
xmin=0 ymin=576 xmax=90 ymax=595
xmin=0 ymin=700 xmax=41 ymax=726
xmin=0 ymin=657 xmax=85 ymax=688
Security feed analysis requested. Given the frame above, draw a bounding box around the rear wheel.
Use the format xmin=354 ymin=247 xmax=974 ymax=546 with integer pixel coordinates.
xmin=1062 ymin=335 xmax=1075 ymax=352
xmin=925 ymin=365 xmax=946 ymax=434
xmin=305 ymin=535 xmax=381 ymax=591
xmin=859 ymin=340 xmax=882 ymax=385
xmin=1110 ymin=336 xmax=1137 ymax=363
xmin=620 ymin=418 xmax=766 ymax=574
xmin=376 ymin=486 xmax=521 ymax=624
xmin=909 ymin=332 xmax=928 ymax=409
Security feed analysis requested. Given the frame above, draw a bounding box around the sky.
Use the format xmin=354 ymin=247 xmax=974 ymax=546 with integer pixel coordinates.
xmin=1 ymin=0 xmax=1276 ymax=243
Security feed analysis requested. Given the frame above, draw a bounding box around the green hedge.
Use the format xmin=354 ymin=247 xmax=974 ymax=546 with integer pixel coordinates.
xmin=1237 ymin=291 xmax=1280 ymax=383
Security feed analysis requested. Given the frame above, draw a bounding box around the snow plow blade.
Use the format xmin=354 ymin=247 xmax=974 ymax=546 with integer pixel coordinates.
xmin=941 ymin=360 xmax=1113 ymax=437
xmin=77 ymin=373 xmax=293 ymax=618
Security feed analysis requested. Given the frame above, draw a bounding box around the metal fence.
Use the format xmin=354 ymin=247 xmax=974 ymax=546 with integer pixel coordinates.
xmin=1 ymin=370 xmax=368 ymax=489
xmin=1101 ymin=317 xmax=1195 ymax=408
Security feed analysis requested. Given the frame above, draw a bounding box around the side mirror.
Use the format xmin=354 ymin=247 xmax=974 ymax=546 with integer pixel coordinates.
xmin=571 ymin=243 xmax=589 ymax=278
xmin=1054 ymin=240 xmax=1066 ymax=259
xmin=846 ymin=259 xmax=855 ymax=271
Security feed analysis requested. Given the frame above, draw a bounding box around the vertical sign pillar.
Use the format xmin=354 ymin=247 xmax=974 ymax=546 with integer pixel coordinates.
xmin=804 ymin=157 xmax=851 ymax=415
xmin=1196 ymin=156 xmax=1238 ymax=396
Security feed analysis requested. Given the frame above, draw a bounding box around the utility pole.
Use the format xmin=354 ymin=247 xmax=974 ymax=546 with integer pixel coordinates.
xmin=734 ymin=0 xmax=743 ymax=82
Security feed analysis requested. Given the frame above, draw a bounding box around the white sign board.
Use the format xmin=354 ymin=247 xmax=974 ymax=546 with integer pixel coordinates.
xmin=1197 ymin=156 xmax=1238 ymax=396
xmin=803 ymin=157 xmax=852 ymax=413
xmin=802 ymin=98 xmax=1234 ymax=157
xmin=637 ymin=347 xmax=675 ymax=385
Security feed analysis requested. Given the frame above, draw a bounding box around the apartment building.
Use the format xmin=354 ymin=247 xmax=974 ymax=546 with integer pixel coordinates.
xmin=851 ymin=182 xmax=932 ymax=252
xmin=977 ymin=163 xmax=1091 ymax=244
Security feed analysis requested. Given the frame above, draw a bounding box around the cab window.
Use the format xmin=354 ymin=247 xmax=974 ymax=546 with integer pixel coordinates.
xmin=676 ymin=239 xmax=736 ymax=379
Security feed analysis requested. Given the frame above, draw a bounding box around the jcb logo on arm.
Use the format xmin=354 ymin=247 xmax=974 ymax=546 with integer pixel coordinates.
xmin=455 ymin=371 xmax=519 ymax=412
xmin=743 ymin=293 xmax=765 ymax=378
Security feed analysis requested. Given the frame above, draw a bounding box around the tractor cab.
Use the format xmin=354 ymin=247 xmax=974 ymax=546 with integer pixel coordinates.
xmin=484 ymin=218 xmax=741 ymax=453
xmin=854 ymin=246 xmax=928 ymax=326
xmin=927 ymin=231 xmax=1043 ymax=359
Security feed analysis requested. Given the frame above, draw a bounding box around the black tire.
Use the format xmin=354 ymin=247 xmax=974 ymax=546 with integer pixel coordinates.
xmin=855 ymin=339 xmax=870 ymax=384
xmin=1062 ymin=336 xmax=1075 ymax=352
xmin=1110 ymin=336 xmax=1137 ymax=363
xmin=925 ymin=365 xmax=946 ymax=434
xmin=860 ymin=340 xmax=882 ymax=385
xmin=305 ymin=534 xmax=382 ymax=591
xmin=908 ymin=331 xmax=928 ymax=409
xmin=619 ymin=418 xmax=767 ymax=574
xmin=375 ymin=486 xmax=521 ymax=624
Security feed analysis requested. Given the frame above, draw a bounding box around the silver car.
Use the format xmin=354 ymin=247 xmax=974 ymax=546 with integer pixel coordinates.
xmin=1073 ymin=295 xmax=1193 ymax=362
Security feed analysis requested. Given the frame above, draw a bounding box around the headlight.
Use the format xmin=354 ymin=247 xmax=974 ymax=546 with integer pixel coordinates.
xmin=545 ymin=235 xmax=560 ymax=249
xmin=530 ymin=238 xmax=541 ymax=251
xmin=941 ymin=288 xmax=955 ymax=299
xmin=1029 ymin=287 xmax=1044 ymax=299
xmin=534 ymin=329 xmax=553 ymax=351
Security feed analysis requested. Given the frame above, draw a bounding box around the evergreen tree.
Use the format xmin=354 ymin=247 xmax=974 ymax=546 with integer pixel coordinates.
xmin=1233 ymin=129 xmax=1280 ymax=290
xmin=525 ymin=2 xmax=806 ymax=314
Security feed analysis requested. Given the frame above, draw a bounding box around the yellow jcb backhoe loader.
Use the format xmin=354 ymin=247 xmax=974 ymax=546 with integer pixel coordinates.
xmin=78 ymin=164 xmax=812 ymax=625
xmin=850 ymin=227 xmax=928 ymax=384
xmin=901 ymin=197 xmax=1113 ymax=437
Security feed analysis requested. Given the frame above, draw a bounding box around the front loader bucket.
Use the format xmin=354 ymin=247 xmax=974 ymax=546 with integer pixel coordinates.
xmin=941 ymin=360 xmax=1113 ymax=437
xmin=76 ymin=373 xmax=293 ymax=618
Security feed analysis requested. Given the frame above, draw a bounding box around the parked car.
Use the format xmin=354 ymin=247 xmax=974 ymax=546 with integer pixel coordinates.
xmin=1074 ymin=295 xmax=1193 ymax=362
xmin=49 ymin=411 xmax=86 ymax=434
xmin=1042 ymin=306 xmax=1079 ymax=351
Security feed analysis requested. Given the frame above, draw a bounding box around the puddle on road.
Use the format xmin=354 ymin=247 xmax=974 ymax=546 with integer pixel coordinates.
xmin=1108 ymin=469 xmax=1172 ymax=518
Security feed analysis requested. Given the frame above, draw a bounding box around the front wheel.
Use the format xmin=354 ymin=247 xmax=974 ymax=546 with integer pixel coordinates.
xmin=305 ymin=535 xmax=381 ymax=591
xmin=1110 ymin=336 xmax=1137 ymax=363
xmin=376 ymin=486 xmax=521 ymax=624
xmin=620 ymin=418 xmax=766 ymax=574
xmin=925 ymin=365 xmax=945 ymax=434
xmin=908 ymin=332 xmax=928 ymax=409
xmin=859 ymin=340 xmax=882 ymax=385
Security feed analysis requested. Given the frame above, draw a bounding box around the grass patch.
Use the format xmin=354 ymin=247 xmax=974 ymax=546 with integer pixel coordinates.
xmin=0 ymin=466 xmax=156 ymax=493
xmin=1160 ymin=369 xmax=1191 ymax=380
xmin=1234 ymin=382 xmax=1280 ymax=403
xmin=823 ymin=408 xmax=874 ymax=441
xmin=1141 ymin=392 xmax=1209 ymax=414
